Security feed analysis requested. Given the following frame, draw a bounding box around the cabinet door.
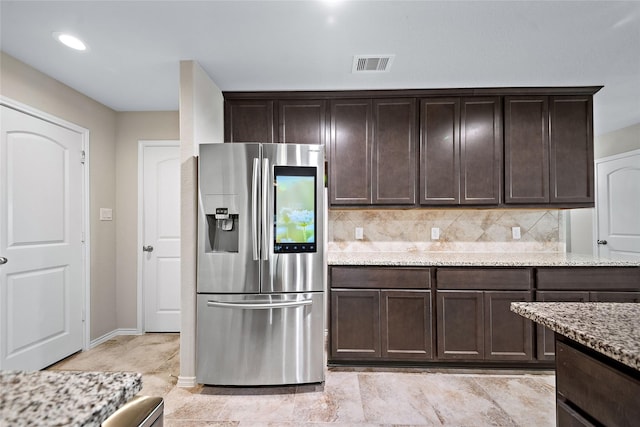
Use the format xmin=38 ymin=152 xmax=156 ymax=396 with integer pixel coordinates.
xmin=224 ymin=100 xmax=275 ymax=143
xmin=590 ymin=291 xmax=640 ymax=303
xmin=419 ymin=98 xmax=460 ymax=205
xmin=278 ymin=100 xmax=326 ymax=145
xmin=484 ymin=291 xmax=533 ymax=361
xmin=549 ymin=96 xmax=594 ymax=204
xmin=381 ymin=290 xmax=432 ymax=360
xmin=330 ymin=289 xmax=380 ymax=360
xmin=436 ymin=290 xmax=483 ymax=360
xmin=504 ymin=96 xmax=549 ymax=204
xmin=535 ymin=291 xmax=589 ymax=361
xmin=460 ymin=97 xmax=502 ymax=205
xmin=372 ymin=99 xmax=417 ymax=205
xmin=329 ymin=99 xmax=373 ymax=205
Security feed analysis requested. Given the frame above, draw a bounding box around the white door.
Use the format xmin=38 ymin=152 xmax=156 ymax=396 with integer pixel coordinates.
xmin=141 ymin=142 xmax=181 ymax=332
xmin=595 ymin=150 xmax=640 ymax=260
xmin=0 ymin=105 xmax=85 ymax=370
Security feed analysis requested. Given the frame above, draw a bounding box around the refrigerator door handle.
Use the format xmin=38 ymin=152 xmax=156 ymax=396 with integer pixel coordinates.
xmin=261 ymin=157 xmax=270 ymax=261
xmin=207 ymin=299 xmax=313 ymax=310
xmin=251 ymin=157 xmax=260 ymax=261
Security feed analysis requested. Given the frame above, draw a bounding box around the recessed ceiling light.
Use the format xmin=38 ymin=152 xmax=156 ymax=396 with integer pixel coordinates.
xmin=53 ymin=32 xmax=87 ymax=51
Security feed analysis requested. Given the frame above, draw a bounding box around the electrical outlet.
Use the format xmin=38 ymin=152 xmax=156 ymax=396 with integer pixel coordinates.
xmin=355 ymin=227 xmax=364 ymax=240
xmin=431 ymin=227 xmax=440 ymax=240
xmin=512 ymin=226 xmax=521 ymax=240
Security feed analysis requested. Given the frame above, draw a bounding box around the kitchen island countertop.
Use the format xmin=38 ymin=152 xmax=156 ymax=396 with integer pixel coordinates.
xmin=0 ymin=370 xmax=142 ymax=426
xmin=328 ymin=251 xmax=640 ymax=267
xmin=511 ymin=302 xmax=640 ymax=371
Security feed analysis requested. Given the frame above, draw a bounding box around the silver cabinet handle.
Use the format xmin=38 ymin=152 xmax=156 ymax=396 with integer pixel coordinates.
xmin=0 ymin=257 xmax=7 ymax=265
xmin=142 ymin=245 xmax=154 ymax=252
xmin=207 ymin=299 xmax=313 ymax=310
xmin=597 ymin=240 xmax=608 ymax=245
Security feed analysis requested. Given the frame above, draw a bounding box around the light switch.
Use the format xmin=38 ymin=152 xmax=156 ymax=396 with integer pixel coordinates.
xmin=512 ymin=226 xmax=521 ymax=240
xmin=431 ymin=227 xmax=440 ymax=240
xmin=355 ymin=227 xmax=364 ymax=240
xmin=100 ymin=208 xmax=113 ymax=221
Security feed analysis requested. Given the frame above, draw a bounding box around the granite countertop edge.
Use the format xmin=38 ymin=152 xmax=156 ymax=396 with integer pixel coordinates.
xmin=328 ymin=251 xmax=640 ymax=267
xmin=511 ymin=302 xmax=640 ymax=371
xmin=0 ymin=370 xmax=143 ymax=426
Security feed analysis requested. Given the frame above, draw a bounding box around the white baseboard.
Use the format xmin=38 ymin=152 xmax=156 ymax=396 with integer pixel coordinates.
xmin=177 ymin=376 xmax=197 ymax=388
xmin=90 ymin=328 xmax=143 ymax=348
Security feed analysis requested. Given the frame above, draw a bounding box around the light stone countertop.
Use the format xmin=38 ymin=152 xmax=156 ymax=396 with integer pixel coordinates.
xmin=328 ymin=251 xmax=640 ymax=267
xmin=0 ymin=370 xmax=142 ymax=426
xmin=511 ymin=302 xmax=640 ymax=371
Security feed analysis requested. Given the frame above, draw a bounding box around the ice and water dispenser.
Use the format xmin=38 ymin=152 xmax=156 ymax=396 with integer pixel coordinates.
xmin=205 ymin=206 xmax=239 ymax=253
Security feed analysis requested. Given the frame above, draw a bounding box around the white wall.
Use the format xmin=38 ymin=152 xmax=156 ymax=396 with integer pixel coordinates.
xmin=1 ymin=51 xmax=180 ymax=340
xmin=178 ymin=60 xmax=224 ymax=387
xmin=114 ymin=112 xmax=179 ymax=329
xmin=1 ymin=51 xmax=118 ymax=339
xmin=568 ymin=122 xmax=640 ymax=254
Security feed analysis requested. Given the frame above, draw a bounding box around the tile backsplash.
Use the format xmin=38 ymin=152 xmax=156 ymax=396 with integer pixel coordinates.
xmin=328 ymin=209 xmax=566 ymax=253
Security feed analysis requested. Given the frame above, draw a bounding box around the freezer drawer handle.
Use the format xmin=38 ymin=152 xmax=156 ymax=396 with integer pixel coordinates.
xmin=207 ymin=299 xmax=313 ymax=309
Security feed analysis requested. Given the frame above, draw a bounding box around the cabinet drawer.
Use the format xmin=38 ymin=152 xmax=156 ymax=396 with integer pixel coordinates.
xmin=537 ymin=267 xmax=640 ymax=290
xmin=330 ymin=266 xmax=431 ymax=289
xmin=556 ymin=341 xmax=640 ymax=427
xmin=437 ymin=268 xmax=532 ymax=290
xmin=556 ymin=400 xmax=596 ymax=427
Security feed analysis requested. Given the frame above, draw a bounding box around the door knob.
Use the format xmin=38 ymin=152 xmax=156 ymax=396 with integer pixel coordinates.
xmin=597 ymin=240 xmax=608 ymax=245
xmin=0 ymin=256 xmax=7 ymax=265
xmin=142 ymin=245 xmax=154 ymax=252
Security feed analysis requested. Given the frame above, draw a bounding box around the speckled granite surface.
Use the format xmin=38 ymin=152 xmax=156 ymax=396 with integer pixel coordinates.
xmin=511 ymin=302 xmax=640 ymax=371
xmin=0 ymin=370 xmax=142 ymax=426
xmin=328 ymin=251 xmax=640 ymax=267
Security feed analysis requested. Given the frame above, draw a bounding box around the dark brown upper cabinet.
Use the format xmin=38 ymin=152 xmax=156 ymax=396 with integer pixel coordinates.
xmin=460 ymin=97 xmax=502 ymax=205
xmin=278 ymin=100 xmax=327 ymax=145
xmin=420 ymin=97 xmax=501 ymax=206
xmin=329 ymin=98 xmax=416 ymax=206
xmin=224 ymin=100 xmax=275 ymax=143
xmin=505 ymin=95 xmax=594 ymax=206
xmin=372 ymin=99 xmax=417 ymax=205
xmin=329 ymin=99 xmax=373 ymax=205
xmin=420 ymin=98 xmax=460 ymax=205
xmin=549 ymin=96 xmax=594 ymax=203
xmin=223 ymin=87 xmax=599 ymax=208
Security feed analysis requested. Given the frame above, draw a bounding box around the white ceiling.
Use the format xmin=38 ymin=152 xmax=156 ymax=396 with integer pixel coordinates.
xmin=1 ymin=1 xmax=639 ymax=135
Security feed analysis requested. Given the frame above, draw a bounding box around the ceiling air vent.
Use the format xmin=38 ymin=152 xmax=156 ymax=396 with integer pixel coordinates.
xmin=352 ymin=55 xmax=395 ymax=73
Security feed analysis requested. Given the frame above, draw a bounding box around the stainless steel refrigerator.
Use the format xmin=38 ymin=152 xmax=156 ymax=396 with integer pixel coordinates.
xmin=196 ymin=143 xmax=325 ymax=386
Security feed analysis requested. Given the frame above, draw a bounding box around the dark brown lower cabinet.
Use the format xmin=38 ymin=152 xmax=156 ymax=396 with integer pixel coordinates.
xmin=437 ymin=291 xmax=484 ymax=359
xmin=381 ymin=290 xmax=432 ymax=360
xmin=437 ymin=290 xmax=533 ymax=361
xmin=330 ymin=289 xmax=380 ymax=360
xmin=484 ymin=291 xmax=533 ymax=360
xmin=330 ymin=289 xmax=433 ymax=362
xmin=556 ymin=338 xmax=640 ymax=426
xmin=330 ymin=265 xmax=640 ymax=367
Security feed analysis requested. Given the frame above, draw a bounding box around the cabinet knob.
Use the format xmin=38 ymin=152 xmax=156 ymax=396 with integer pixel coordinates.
xmin=597 ymin=240 xmax=608 ymax=245
xmin=142 ymin=245 xmax=154 ymax=252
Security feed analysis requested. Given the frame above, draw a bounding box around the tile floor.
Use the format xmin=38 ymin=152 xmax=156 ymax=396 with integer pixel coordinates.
xmin=49 ymin=334 xmax=556 ymax=426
